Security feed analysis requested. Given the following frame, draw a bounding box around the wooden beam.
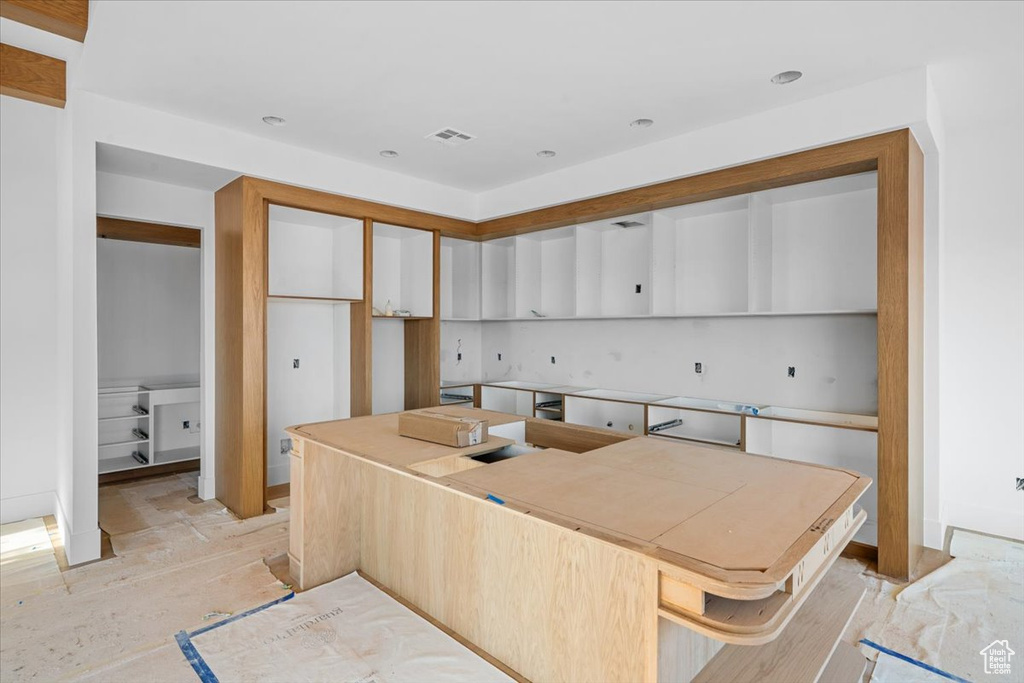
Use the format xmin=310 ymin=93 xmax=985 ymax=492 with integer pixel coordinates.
xmin=0 ymin=0 xmax=88 ymax=41
xmin=0 ymin=42 xmax=65 ymax=108
xmin=96 ymin=217 xmax=201 ymax=248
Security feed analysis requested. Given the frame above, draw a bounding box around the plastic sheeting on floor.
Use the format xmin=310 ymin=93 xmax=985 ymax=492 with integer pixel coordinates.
xmin=853 ymin=529 xmax=1024 ymax=683
xmin=176 ymin=572 xmax=515 ymax=683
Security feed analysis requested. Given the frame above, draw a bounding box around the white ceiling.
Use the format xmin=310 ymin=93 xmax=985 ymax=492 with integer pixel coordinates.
xmin=76 ymin=1 xmax=1022 ymax=192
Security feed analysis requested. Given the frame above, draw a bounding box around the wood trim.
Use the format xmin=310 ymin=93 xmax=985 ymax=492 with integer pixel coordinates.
xmin=98 ymin=459 xmax=199 ymax=485
xmin=266 ymin=482 xmax=290 ymax=500
xmin=246 ymin=177 xmax=476 ymax=237
xmin=403 ymin=229 xmax=441 ymax=409
xmin=215 ymin=178 xmax=266 ymax=519
xmin=96 ymin=216 xmax=201 ymax=248
xmin=0 ymin=0 xmax=88 ymax=41
xmin=475 ymin=133 xmax=889 ymax=238
xmin=0 ymin=43 xmax=65 ymax=108
xmin=876 ymin=129 xmax=924 ymax=580
xmin=350 ymin=218 xmax=374 ymax=416
xmin=841 ymin=540 xmax=879 ymax=563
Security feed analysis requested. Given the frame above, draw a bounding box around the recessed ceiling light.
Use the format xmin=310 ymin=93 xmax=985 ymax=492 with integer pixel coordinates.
xmin=537 ymin=150 xmax=557 ymax=158
xmin=262 ymin=115 xmax=286 ymax=126
xmin=379 ymin=150 xmax=399 ymax=158
xmin=630 ymin=118 xmax=654 ymax=128
xmin=771 ymin=70 xmax=803 ymax=85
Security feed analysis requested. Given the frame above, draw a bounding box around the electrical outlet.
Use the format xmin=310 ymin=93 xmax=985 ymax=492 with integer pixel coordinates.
xmin=182 ymin=420 xmax=190 ymax=430
xmin=635 ymin=284 xmax=642 ymax=294
xmin=280 ymin=438 xmax=292 ymax=455
xmin=293 ymin=359 xmax=300 ymax=369
xmin=787 ymin=366 xmax=796 ymax=378
xmin=1016 ymin=477 xmax=1024 ymax=491
xmin=497 ymin=353 xmax=502 ymax=361
xmin=551 ymin=356 xmax=556 ymax=364
xmin=457 ymin=352 xmax=462 ymax=361
xmin=694 ymin=362 xmax=702 ymax=374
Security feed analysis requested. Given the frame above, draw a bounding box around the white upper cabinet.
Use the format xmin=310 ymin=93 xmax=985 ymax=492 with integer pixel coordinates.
xmin=467 ymin=171 xmax=877 ymax=320
xmin=441 ymin=237 xmax=481 ymax=320
xmin=372 ymin=223 xmax=434 ymax=317
xmin=268 ymin=205 xmax=363 ymax=300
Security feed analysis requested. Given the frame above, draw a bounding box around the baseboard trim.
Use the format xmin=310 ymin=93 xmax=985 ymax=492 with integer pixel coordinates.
xmin=0 ymin=490 xmax=56 ymax=524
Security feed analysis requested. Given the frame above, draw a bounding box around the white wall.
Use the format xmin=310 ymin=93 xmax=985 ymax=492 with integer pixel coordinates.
xmin=0 ymin=96 xmax=60 ymax=523
xmin=939 ymin=120 xmax=1024 ymax=541
xmin=441 ymin=321 xmax=483 ymax=384
xmin=480 ymin=315 xmax=878 ymax=414
xmin=96 ymin=240 xmax=201 ymax=383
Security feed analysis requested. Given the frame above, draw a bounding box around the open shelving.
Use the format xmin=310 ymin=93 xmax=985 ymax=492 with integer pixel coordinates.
xmin=98 ymin=383 xmax=200 ymax=476
xmin=373 ymin=223 xmax=434 ymax=317
xmin=464 ymin=172 xmax=877 ymax=322
xmin=268 ymin=205 xmax=363 ymax=300
xmin=441 ymin=237 xmax=481 ymax=320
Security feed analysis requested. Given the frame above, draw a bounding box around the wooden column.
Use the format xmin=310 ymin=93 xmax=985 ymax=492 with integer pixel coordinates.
xmin=876 ymin=130 xmax=925 ymax=579
xmin=350 ymin=218 xmax=374 ymax=416
xmin=404 ymin=230 xmax=441 ymax=409
xmin=214 ymin=178 xmax=267 ymax=518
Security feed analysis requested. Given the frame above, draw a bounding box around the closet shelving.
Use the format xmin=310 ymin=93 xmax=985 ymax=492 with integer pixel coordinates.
xmin=98 ymin=384 xmax=200 ymax=475
xmin=444 ymin=173 xmax=878 ymax=322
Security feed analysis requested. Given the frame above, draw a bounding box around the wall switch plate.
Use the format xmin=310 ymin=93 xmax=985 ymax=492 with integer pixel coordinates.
xmin=280 ymin=438 xmax=292 ymax=454
xmin=694 ymin=362 xmax=702 ymax=374
xmin=787 ymin=366 xmax=796 ymax=378
xmin=293 ymin=359 xmax=300 ymax=369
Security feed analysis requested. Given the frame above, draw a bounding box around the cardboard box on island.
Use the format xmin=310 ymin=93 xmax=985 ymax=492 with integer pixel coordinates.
xmin=398 ymin=410 xmax=489 ymax=448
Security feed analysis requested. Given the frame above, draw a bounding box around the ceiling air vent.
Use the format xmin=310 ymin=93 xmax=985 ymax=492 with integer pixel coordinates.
xmin=425 ymin=127 xmax=476 ymax=147
xmin=612 ymin=219 xmax=646 ymax=229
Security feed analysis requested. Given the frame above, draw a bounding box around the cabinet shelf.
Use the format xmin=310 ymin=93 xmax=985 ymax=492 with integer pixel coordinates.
xmin=99 ymin=437 xmax=149 ymax=449
xmin=268 ymin=294 xmax=361 ymax=304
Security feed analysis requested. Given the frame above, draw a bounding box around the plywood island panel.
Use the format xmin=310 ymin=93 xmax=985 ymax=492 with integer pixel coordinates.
xmin=286 ymin=406 xmax=870 ymax=682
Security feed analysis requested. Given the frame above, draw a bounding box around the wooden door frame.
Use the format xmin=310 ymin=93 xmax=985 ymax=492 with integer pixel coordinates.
xmin=216 ymin=130 xmax=923 ymax=579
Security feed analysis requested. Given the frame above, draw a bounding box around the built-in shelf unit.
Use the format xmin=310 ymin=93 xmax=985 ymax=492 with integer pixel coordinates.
xmin=98 ymin=383 xmax=200 ymax=475
xmin=266 ymin=206 xmax=362 ymax=486
xmin=441 ymin=237 xmax=481 ymax=321
xmin=373 ymin=223 xmax=434 ymax=317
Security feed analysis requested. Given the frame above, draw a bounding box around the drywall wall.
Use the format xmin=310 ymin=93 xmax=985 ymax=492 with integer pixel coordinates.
xmin=939 ymin=120 xmax=1024 ymax=541
xmin=266 ymin=302 xmax=350 ymax=485
xmin=95 ymin=171 xmax=216 ymax=501
xmin=479 ymin=315 xmax=878 ymax=415
xmin=372 ymin=320 xmax=405 ymax=414
xmin=96 ymin=240 xmax=201 ymax=383
xmin=441 ymin=321 xmax=483 ymax=384
xmin=0 ymin=96 xmax=60 ymax=523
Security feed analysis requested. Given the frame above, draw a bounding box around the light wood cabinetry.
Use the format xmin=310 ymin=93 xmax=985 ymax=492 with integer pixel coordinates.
xmin=286 ymin=406 xmax=870 ymax=681
xmin=218 ymin=131 xmax=922 ymax=581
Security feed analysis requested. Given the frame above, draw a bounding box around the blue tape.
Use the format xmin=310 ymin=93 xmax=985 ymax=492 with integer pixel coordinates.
xmin=189 ymin=591 xmax=295 ymax=638
xmin=859 ymin=639 xmax=970 ymax=683
xmin=486 ymin=493 xmax=505 ymax=505
xmin=175 ymin=630 xmax=219 ymax=683
xmin=175 ymin=591 xmax=295 ymax=682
